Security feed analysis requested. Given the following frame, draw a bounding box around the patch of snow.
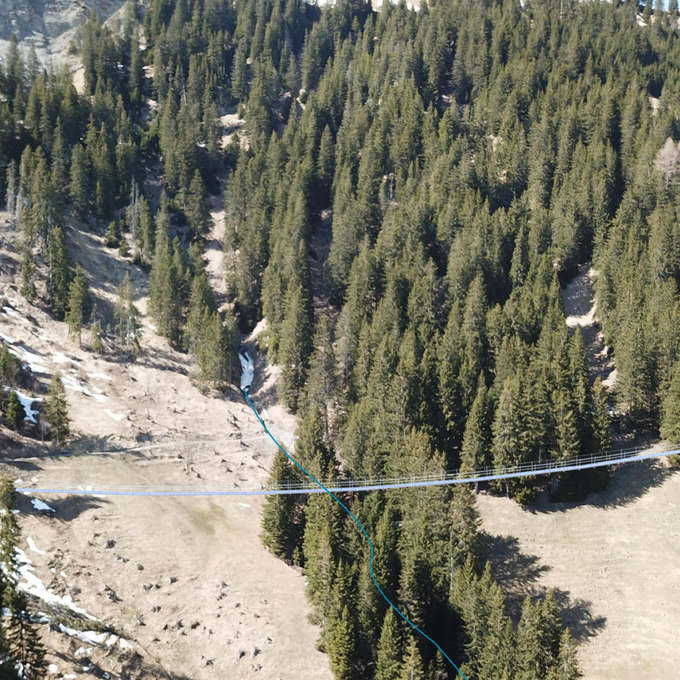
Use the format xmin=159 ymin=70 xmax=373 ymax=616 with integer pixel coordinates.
xmin=239 ymin=352 xmax=254 ymax=391
xmin=2 ymin=307 xmax=31 ymax=324
xmin=48 ymin=664 xmax=58 ymax=673
xmin=15 ymin=549 xmax=98 ymax=620
xmin=14 ymin=391 xmax=41 ymax=423
xmin=26 ymin=537 xmax=46 ymax=555
xmin=14 ymin=479 xmax=23 ymax=484
xmin=60 ymin=376 xmax=92 ymax=396
xmin=93 ymin=393 xmax=108 ymax=403
xmin=104 ymin=409 xmax=126 ymax=422
xmin=11 ymin=510 xmax=19 ymax=515
xmin=8 ymin=347 xmax=49 ymax=374
xmin=119 ymin=638 xmax=132 ymax=649
xmin=0 ymin=331 xmax=15 ymax=344
xmin=238 ymin=502 xmax=251 ymax=508
xmin=64 ymin=675 xmax=77 ymax=679
xmin=31 ymin=499 xmax=55 ymax=513
xmin=60 ymin=571 xmax=67 ymax=578
xmin=52 ymin=353 xmax=83 ymax=367
xmin=60 ymin=625 xmax=108 ymax=645
xmin=105 ymin=634 xmax=118 ymax=648
xmin=31 ymin=477 xmax=38 ymax=482
xmin=87 ymin=372 xmax=112 ymax=381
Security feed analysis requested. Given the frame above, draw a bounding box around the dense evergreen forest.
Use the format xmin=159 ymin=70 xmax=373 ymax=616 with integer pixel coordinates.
xmin=3 ymin=0 xmax=680 ymax=677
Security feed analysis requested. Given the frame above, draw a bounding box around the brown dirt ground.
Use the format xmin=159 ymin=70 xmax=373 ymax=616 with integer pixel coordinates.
xmin=478 ymin=457 xmax=680 ymax=680
xmin=0 ymin=211 xmax=332 ymax=680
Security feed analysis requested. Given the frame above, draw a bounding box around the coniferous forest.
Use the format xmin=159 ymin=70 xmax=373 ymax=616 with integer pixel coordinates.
xmin=3 ymin=0 xmax=680 ymax=677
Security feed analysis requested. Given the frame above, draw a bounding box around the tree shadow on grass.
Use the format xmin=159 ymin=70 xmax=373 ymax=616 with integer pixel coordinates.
xmin=531 ymin=459 xmax=675 ymax=514
xmin=483 ymin=533 xmax=606 ymax=642
xmin=18 ymin=493 xmax=109 ymax=522
xmin=483 ymin=534 xmax=551 ymax=618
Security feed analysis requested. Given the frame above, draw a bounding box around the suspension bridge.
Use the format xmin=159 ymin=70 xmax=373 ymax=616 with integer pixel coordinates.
xmin=13 ymin=440 xmax=679 ymax=497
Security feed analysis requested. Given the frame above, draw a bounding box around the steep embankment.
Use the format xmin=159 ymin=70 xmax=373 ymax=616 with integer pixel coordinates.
xmin=0 ymin=210 xmax=330 ymax=679
xmin=0 ymin=0 xmax=127 ymax=64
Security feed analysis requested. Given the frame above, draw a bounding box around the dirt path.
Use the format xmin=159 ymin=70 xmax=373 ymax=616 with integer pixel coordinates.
xmin=478 ymin=459 xmax=680 ymax=679
xmin=206 ymin=185 xmax=228 ymax=311
xmin=562 ymin=262 xmax=617 ymax=388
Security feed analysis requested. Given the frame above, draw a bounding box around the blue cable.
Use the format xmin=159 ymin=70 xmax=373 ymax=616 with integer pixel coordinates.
xmin=243 ymin=387 xmax=468 ymax=680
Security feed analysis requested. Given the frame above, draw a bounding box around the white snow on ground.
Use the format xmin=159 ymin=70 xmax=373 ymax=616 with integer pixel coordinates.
xmin=0 ymin=331 xmax=15 ymax=344
xmin=48 ymin=664 xmax=58 ymax=673
xmin=26 ymin=538 xmax=46 ymax=555
xmin=8 ymin=346 xmax=49 ymax=375
xmin=59 ymin=627 xmax=131 ymax=651
xmin=2 ymin=307 xmax=31 ymax=324
xmin=104 ymin=409 xmax=126 ymax=421
xmin=14 ymin=391 xmax=41 ymax=423
xmin=15 ymin=549 xmax=98 ymax=620
xmin=238 ymin=502 xmax=251 ymax=508
xmin=52 ymin=353 xmax=83 ymax=367
xmin=87 ymin=372 xmax=112 ymax=381
xmin=239 ymin=352 xmax=254 ymax=390
xmin=60 ymin=375 xmax=93 ymax=397
xmin=61 ymin=626 xmax=109 ymax=646
xmin=31 ymin=499 xmax=55 ymax=513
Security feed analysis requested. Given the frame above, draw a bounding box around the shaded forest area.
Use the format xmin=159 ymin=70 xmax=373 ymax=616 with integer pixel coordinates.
xmin=2 ymin=0 xmax=680 ymax=678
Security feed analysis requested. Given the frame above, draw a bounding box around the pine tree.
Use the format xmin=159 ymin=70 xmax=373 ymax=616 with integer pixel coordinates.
xmin=278 ymin=280 xmax=313 ymax=412
xmin=4 ymin=392 xmax=25 ymax=431
xmin=90 ymin=312 xmax=104 ymax=356
xmin=547 ymin=629 xmax=581 ymax=680
xmin=0 ymin=478 xmax=45 ymax=680
xmin=661 ymin=360 xmax=680 ymax=444
xmin=449 ymin=484 xmax=483 ymax=574
xmin=45 ymin=375 xmax=69 ymax=445
xmin=261 ymin=449 xmax=305 ymax=562
xmin=66 ymin=264 xmax=89 ymax=345
xmin=327 ymin=603 xmax=356 ymax=680
xmin=460 ymin=374 xmax=491 ymax=487
xmin=21 ymin=246 xmax=36 ymax=302
xmin=69 ymin=144 xmax=89 ymax=213
xmin=0 ymin=347 xmax=21 ymax=407
xmin=5 ymin=590 xmax=46 ymax=680
xmin=48 ymin=225 xmax=72 ymax=319
xmin=186 ymin=170 xmax=211 ymax=236
xmin=115 ymin=272 xmax=141 ymax=358
xmin=399 ymin=635 xmax=426 ymax=680
xmin=375 ymin=608 xmax=403 ymax=680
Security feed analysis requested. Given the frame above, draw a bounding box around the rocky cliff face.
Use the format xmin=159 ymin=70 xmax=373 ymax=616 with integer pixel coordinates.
xmin=0 ymin=0 xmax=127 ymax=63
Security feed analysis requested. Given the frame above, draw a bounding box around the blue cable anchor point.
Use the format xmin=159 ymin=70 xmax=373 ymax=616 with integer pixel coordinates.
xmin=242 ymin=386 xmax=468 ymax=680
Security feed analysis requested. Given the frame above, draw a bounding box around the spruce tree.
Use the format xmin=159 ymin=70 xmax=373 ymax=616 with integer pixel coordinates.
xmin=661 ymin=360 xmax=680 ymax=445
xmin=278 ymin=280 xmax=313 ymax=412
xmin=547 ymin=629 xmax=581 ymax=680
xmin=449 ymin=484 xmax=483 ymax=573
xmin=399 ymin=635 xmax=426 ymax=680
xmin=66 ymin=264 xmax=89 ymax=345
xmin=186 ymin=170 xmax=211 ymax=236
xmin=460 ymin=374 xmax=491 ymax=487
xmin=115 ymin=273 xmax=141 ymax=357
xmin=4 ymin=392 xmax=25 ymax=431
xmin=375 ymin=608 xmax=403 ymax=680
xmin=45 ymin=375 xmax=69 ymax=445
xmin=261 ymin=449 xmax=305 ymax=563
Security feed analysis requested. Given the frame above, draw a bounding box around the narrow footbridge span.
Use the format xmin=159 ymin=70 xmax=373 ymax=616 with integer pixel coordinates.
xmin=15 ymin=442 xmax=679 ymax=497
